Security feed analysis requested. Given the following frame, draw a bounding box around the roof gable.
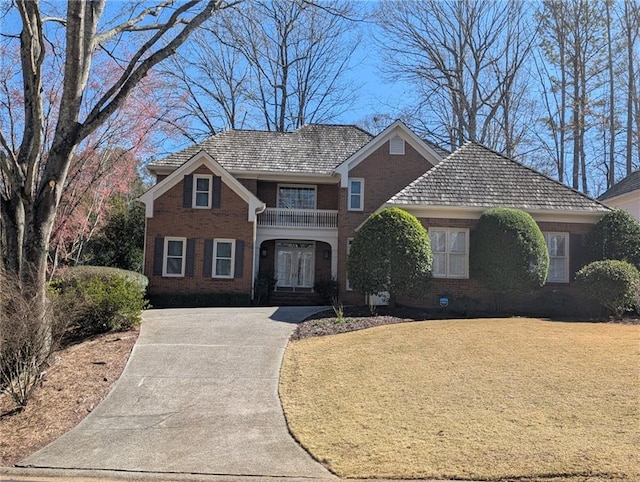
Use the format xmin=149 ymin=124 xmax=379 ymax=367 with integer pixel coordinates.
xmin=334 ymin=120 xmax=443 ymax=187
xmin=139 ymin=150 xmax=265 ymax=221
xmin=148 ymin=124 xmax=373 ymax=176
xmin=388 ymin=141 xmax=610 ymax=216
xmin=599 ymin=170 xmax=640 ymax=201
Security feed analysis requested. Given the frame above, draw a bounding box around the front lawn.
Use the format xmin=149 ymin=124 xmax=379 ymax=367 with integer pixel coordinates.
xmin=279 ymin=318 xmax=639 ymax=481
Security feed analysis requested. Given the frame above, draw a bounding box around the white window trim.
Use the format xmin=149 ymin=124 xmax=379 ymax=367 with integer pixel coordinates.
xmin=389 ymin=135 xmax=405 ymax=155
xmin=276 ymin=184 xmax=317 ymax=209
xmin=429 ymin=228 xmax=469 ymax=279
xmin=346 ymin=237 xmax=354 ymax=290
xmin=348 ymin=178 xmax=364 ymax=211
xmin=544 ymin=232 xmax=570 ymax=283
xmin=163 ymin=237 xmax=186 ymax=277
xmin=213 ymin=238 xmax=235 ymax=279
xmin=193 ymin=174 xmax=213 ymax=209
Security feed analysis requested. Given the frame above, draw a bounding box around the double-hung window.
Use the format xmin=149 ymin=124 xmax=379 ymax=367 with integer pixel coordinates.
xmin=213 ymin=239 xmax=235 ymax=278
xmin=429 ymin=228 xmax=468 ymax=278
xmin=193 ymin=174 xmax=212 ymax=208
xmin=544 ymin=232 xmax=569 ymax=283
xmin=348 ymin=179 xmax=364 ymax=211
xmin=163 ymin=237 xmax=186 ymax=277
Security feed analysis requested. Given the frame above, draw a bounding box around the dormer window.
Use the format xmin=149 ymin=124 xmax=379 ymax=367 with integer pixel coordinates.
xmin=390 ymin=135 xmax=405 ymax=155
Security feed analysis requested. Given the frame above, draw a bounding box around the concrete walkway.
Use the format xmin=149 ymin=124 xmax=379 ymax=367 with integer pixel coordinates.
xmin=19 ymin=307 xmax=334 ymax=480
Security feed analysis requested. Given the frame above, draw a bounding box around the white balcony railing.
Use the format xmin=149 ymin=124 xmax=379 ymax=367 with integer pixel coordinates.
xmin=257 ymin=208 xmax=338 ymax=228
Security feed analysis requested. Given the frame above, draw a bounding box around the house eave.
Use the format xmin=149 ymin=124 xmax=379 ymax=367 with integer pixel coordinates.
xmin=384 ymin=203 xmax=609 ymax=224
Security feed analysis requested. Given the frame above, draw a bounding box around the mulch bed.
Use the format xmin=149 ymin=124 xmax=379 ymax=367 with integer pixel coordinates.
xmin=292 ymin=306 xmax=640 ymax=340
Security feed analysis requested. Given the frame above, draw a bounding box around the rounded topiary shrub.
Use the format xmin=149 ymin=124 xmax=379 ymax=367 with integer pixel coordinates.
xmin=470 ymin=207 xmax=549 ymax=293
xmin=51 ymin=266 xmax=148 ymax=337
xmin=347 ymin=207 xmax=432 ymax=306
xmin=585 ymin=210 xmax=640 ymax=270
xmin=575 ymin=260 xmax=640 ymax=318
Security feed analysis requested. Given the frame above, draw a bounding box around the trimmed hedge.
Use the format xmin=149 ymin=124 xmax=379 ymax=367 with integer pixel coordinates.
xmin=575 ymin=260 xmax=640 ymax=317
xmin=470 ymin=208 xmax=549 ymax=292
xmin=147 ymin=292 xmax=252 ymax=308
xmin=51 ymin=266 xmax=148 ymax=336
xmin=585 ymin=210 xmax=640 ymax=270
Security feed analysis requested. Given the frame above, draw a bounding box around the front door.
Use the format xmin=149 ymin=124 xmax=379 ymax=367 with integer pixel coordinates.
xmin=276 ymin=241 xmax=315 ymax=290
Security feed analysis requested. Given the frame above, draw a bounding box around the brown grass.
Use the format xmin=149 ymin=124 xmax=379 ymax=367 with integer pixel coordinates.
xmin=0 ymin=330 xmax=138 ymax=466
xmin=280 ymin=318 xmax=640 ymax=481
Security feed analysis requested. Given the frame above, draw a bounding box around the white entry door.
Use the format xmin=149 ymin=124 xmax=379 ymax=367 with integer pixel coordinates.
xmin=276 ymin=242 xmax=315 ymax=289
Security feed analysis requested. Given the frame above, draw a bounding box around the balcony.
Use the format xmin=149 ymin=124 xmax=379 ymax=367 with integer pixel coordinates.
xmin=257 ymin=208 xmax=338 ymax=229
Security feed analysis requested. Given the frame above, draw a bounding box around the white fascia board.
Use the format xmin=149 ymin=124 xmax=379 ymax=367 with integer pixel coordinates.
xmin=335 ymin=120 xmax=443 ymax=188
xmin=383 ymin=203 xmax=608 ymax=224
xmin=137 ymin=150 xmax=266 ymax=222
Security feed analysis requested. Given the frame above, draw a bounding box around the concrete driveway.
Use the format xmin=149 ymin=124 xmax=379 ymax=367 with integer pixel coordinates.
xmin=19 ymin=307 xmax=334 ymax=479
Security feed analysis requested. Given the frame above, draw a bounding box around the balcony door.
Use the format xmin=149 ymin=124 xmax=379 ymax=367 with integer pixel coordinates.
xmin=276 ymin=241 xmax=315 ymax=290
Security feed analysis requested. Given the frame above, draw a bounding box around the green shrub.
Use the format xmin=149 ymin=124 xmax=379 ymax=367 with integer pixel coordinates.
xmin=51 ymin=267 xmax=148 ymax=337
xmin=254 ymin=272 xmax=277 ymax=305
xmin=575 ymin=260 xmax=640 ymax=317
xmin=585 ymin=210 xmax=640 ymax=270
xmin=471 ymin=208 xmax=549 ymax=293
xmin=347 ymin=207 xmax=432 ymax=307
xmin=313 ymin=278 xmax=339 ymax=304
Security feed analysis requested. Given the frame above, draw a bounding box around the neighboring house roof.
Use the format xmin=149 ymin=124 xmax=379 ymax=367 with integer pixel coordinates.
xmin=148 ymin=124 xmax=373 ymax=175
xmin=598 ymin=170 xmax=640 ymax=201
xmin=422 ymin=139 xmax=450 ymax=158
xmin=388 ymin=141 xmax=610 ymax=214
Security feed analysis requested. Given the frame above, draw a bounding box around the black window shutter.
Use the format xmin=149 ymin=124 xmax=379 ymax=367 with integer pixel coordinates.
xmin=183 ymin=174 xmax=194 ymax=208
xmin=153 ymin=236 xmax=164 ymax=276
xmin=569 ymin=233 xmax=583 ymax=280
xmin=186 ymin=238 xmax=196 ymax=276
xmin=213 ymin=176 xmax=222 ymax=208
xmin=234 ymin=240 xmax=245 ymax=278
xmin=203 ymin=238 xmax=214 ymax=277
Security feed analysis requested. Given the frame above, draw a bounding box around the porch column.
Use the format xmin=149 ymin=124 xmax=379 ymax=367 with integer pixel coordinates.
xmin=330 ymin=239 xmax=338 ymax=281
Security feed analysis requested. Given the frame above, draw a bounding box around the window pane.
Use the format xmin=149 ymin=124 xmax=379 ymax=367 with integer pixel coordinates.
xmin=195 ymin=192 xmax=209 ymax=207
xmin=166 ymin=257 xmax=182 ymax=274
xmin=196 ymin=177 xmax=210 ymax=191
xmin=350 ymin=180 xmax=361 ymax=194
xmin=216 ymin=258 xmax=231 ymax=276
xmin=350 ymin=193 xmax=361 ymax=209
xmin=449 ymin=231 xmax=466 ymax=253
xmin=167 ymin=240 xmax=183 ymax=256
xmin=431 ymin=231 xmax=446 ymax=253
xmin=550 ymin=235 xmax=566 ymax=257
xmin=433 ymin=253 xmax=447 ymax=276
xmin=449 ymin=254 xmax=466 ymax=276
xmin=548 ymin=258 xmax=565 ymax=282
xmin=278 ymin=187 xmax=315 ymax=209
xmin=216 ymin=242 xmax=232 ymax=258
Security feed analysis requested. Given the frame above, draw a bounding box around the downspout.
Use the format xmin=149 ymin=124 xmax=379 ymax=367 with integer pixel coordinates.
xmin=252 ymin=203 xmax=267 ymax=300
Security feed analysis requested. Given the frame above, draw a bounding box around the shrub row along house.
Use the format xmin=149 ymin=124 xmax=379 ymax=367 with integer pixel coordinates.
xmin=139 ymin=121 xmax=611 ymax=313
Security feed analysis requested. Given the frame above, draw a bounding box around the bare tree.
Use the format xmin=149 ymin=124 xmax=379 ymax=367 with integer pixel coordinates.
xmin=537 ymin=0 xmax=608 ymax=194
xmin=375 ymin=0 xmax=534 ymax=155
xmin=0 ymin=1 xmax=236 ymax=307
xmin=621 ymin=0 xmax=640 ymax=175
xmin=166 ymin=0 xmax=361 ymax=135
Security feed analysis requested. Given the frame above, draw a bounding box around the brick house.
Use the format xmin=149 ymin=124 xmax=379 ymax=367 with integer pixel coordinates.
xmin=139 ymin=120 xmax=610 ymax=311
xmin=599 ymin=170 xmax=640 ymax=221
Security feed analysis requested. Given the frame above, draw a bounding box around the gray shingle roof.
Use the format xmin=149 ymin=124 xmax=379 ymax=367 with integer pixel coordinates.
xmin=149 ymin=124 xmax=373 ymax=175
xmin=598 ymin=170 xmax=640 ymax=200
xmin=388 ymin=141 xmax=610 ymax=213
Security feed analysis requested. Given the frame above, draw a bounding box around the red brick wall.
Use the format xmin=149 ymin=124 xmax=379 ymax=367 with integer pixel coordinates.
xmin=341 ymin=212 xmax=598 ymax=316
xmin=338 ymin=140 xmax=435 ymax=302
xmin=145 ymin=165 xmax=254 ymax=296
